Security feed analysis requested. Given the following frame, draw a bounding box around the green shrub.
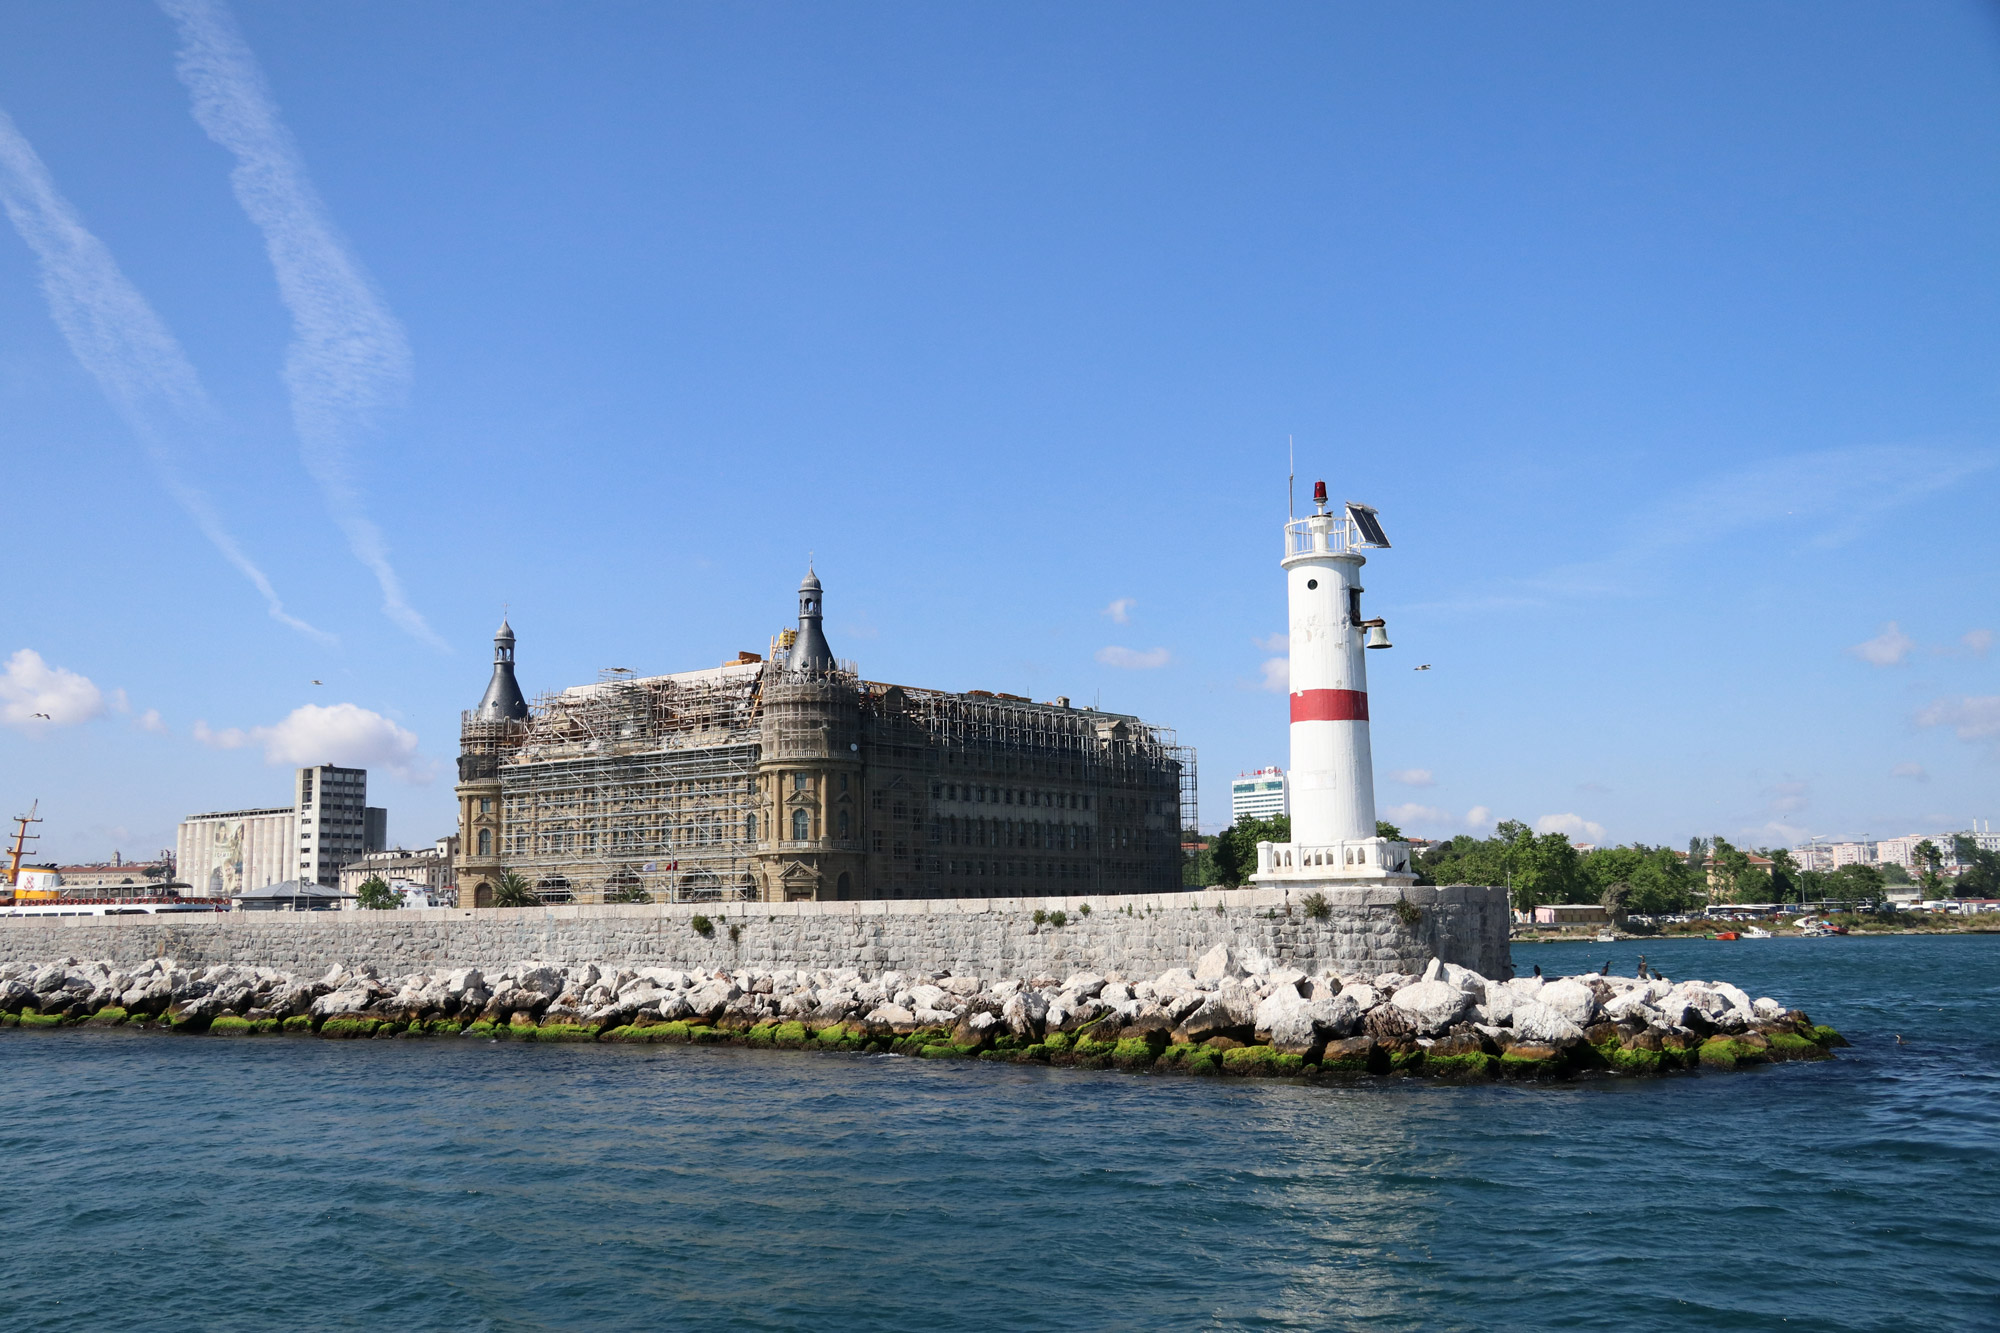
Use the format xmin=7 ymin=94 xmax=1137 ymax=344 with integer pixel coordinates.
xmin=1032 ymin=909 xmax=1048 ymax=925
xmin=1301 ymin=891 xmax=1331 ymax=920
xmin=1048 ymin=910 xmax=1067 ymax=927
xmin=773 ymin=1021 xmax=810 ymax=1047
xmin=728 ymin=923 xmax=741 ymax=942
xmin=1078 ymin=903 xmax=1091 ymax=916
xmin=690 ymin=914 xmax=714 ymax=937
xmin=1393 ymin=898 xmax=1423 ymax=929
xmin=1222 ymin=1045 xmax=1281 ymax=1076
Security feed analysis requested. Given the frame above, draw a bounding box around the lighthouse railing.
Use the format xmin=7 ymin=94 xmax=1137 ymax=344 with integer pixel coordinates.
xmin=1284 ymin=516 xmax=1360 ymax=558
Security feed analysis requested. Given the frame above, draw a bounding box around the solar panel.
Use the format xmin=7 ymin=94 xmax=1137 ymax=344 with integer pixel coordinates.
xmin=1346 ymin=503 xmax=1390 ymax=547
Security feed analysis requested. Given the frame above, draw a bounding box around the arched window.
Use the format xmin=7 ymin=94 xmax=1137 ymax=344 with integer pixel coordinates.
xmin=836 ymin=872 xmax=851 ymax=900
xmin=477 ymin=828 xmax=492 ymax=856
xmin=792 ymin=808 xmax=810 ymax=841
xmin=473 ymin=882 xmax=492 ymax=908
xmin=838 ymin=810 xmax=850 ymax=838
xmin=745 ymin=812 xmax=758 ymax=841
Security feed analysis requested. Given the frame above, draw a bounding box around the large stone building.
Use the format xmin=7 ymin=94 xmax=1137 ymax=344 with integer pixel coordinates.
xmin=455 ymin=572 xmax=1194 ymax=907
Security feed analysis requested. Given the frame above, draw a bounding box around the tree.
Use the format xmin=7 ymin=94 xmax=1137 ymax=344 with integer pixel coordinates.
xmin=1375 ymin=820 xmax=1404 ymax=841
xmin=492 ymin=870 xmax=539 ymax=908
xmin=1210 ymin=815 xmax=1290 ymax=887
xmin=1952 ymin=834 xmax=2000 ymax=898
xmin=1764 ymin=848 xmax=1800 ymax=904
xmin=1825 ymin=863 xmax=1882 ymax=908
xmin=1911 ymin=840 xmax=1946 ymax=896
xmin=1600 ymin=879 xmax=1631 ymax=923
xmin=1687 ymin=837 xmax=1712 ymax=904
xmin=142 ymin=863 xmax=171 ymax=882
xmin=355 ymin=875 xmax=398 ymax=910
xmin=605 ymin=883 xmax=652 ymax=904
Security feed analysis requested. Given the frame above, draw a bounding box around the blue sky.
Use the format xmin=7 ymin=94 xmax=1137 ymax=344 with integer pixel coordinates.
xmin=2 ymin=2 xmax=1996 ymax=863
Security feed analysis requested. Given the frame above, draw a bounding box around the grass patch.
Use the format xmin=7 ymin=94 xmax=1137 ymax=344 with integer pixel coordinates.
xmin=531 ymin=1023 xmax=599 ymax=1042
xmin=1767 ymin=1032 xmax=1831 ymax=1062
xmin=208 ymin=1015 xmax=258 ymax=1037
xmin=1427 ymin=1051 xmax=1499 ymax=1079
xmin=318 ymin=1017 xmax=381 ymax=1039
xmin=773 ymin=1020 xmax=811 ymax=1048
xmin=282 ymin=1015 xmax=315 ymax=1034
xmin=18 ymin=1011 xmax=64 ymax=1029
xmin=85 ymin=1007 xmax=129 ymax=1026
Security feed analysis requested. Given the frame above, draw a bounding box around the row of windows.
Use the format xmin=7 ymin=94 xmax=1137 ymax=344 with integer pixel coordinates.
xmin=934 ymin=783 xmax=1090 ymax=811
xmin=935 ymin=818 xmax=1094 ymax=852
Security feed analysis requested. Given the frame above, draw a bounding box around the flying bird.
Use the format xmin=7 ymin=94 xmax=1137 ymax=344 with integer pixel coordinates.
xmin=31 ymin=712 xmax=50 ymax=719
xmin=310 ymin=680 xmax=323 ymax=686
xmin=1414 ymin=664 xmax=1432 ymax=671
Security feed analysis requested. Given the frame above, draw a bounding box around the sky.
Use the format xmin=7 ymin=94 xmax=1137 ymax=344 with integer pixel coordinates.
xmin=1 ymin=1 xmax=1997 ymax=864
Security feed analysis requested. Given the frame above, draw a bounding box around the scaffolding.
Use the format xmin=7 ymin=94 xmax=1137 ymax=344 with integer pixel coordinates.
xmin=460 ymin=659 xmax=1200 ymax=903
xmin=471 ymin=663 xmax=766 ymax=903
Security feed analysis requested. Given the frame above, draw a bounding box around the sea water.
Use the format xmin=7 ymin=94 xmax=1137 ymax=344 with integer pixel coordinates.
xmin=2 ymin=934 xmax=1995 ymax=1331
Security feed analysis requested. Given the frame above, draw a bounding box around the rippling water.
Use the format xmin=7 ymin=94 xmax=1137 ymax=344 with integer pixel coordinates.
xmin=3 ymin=935 xmax=1996 ymax=1331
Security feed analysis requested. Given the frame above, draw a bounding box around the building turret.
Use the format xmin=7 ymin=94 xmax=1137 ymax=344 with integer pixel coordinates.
xmin=475 ymin=618 xmax=529 ymax=722
xmin=790 ymin=568 xmax=837 ymax=677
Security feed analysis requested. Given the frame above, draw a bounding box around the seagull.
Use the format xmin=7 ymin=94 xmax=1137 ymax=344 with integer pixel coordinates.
xmin=1414 ymin=664 xmax=1431 ymax=671
xmin=310 ymin=680 xmax=323 ymax=686
xmin=31 ymin=712 xmax=50 ymax=719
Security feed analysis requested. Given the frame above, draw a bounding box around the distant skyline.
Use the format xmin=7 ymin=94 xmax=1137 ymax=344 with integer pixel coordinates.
xmin=2 ymin=2 xmax=1996 ymax=861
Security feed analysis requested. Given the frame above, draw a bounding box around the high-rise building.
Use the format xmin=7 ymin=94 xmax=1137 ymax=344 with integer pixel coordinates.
xmin=1230 ymin=767 xmax=1289 ymax=823
xmin=295 ymin=765 xmax=387 ymax=888
xmin=177 ymin=767 xmax=388 ymax=897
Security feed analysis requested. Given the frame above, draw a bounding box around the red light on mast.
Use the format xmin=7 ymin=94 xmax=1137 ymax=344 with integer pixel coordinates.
xmin=1312 ymin=480 xmax=1327 ymax=508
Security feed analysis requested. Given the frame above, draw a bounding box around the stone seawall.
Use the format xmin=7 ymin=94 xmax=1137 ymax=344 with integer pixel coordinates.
xmin=0 ymin=885 xmax=1512 ymax=980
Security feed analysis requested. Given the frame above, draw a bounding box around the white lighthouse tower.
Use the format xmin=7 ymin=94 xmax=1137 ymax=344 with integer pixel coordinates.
xmin=1253 ymin=479 xmax=1416 ymax=889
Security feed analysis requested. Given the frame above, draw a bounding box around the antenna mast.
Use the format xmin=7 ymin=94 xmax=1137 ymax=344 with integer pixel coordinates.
xmin=1287 ymin=434 xmax=1295 ymax=520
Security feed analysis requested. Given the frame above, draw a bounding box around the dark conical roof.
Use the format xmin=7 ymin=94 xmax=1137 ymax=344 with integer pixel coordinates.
xmin=476 ymin=619 xmax=528 ymax=722
xmin=791 ymin=566 xmax=836 ymax=676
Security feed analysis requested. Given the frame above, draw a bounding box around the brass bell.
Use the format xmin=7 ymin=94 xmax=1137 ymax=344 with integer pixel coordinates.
xmin=1365 ymin=623 xmax=1392 ymax=650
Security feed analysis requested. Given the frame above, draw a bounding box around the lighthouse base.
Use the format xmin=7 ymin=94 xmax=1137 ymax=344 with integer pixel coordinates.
xmin=1251 ymin=837 xmax=1419 ymax=890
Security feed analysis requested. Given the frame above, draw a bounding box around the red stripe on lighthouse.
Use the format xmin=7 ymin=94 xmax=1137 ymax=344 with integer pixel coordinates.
xmin=1290 ymin=688 xmax=1369 ymax=722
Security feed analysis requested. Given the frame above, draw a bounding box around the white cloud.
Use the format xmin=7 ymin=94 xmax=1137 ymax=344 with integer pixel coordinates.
xmin=0 ymin=649 xmax=105 ymax=730
xmin=1848 ymin=622 xmax=1913 ymax=667
xmin=1383 ymin=803 xmax=1453 ymax=830
xmin=1745 ymin=820 xmax=1810 ymax=845
xmin=1255 ymin=632 xmax=1289 ymax=693
xmin=1389 ymin=768 xmax=1435 ymax=787
xmin=161 ymin=0 xmax=439 ymax=650
xmin=1915 ymin=695 xmax=2000 ymax=758
xmin=1765 ymin=779 xmax=1809 ymax=815
xmin=1102 ymin=598 xmax=1136 ymax=625
xmin=1891 ymin=761 xmax=1927 ymax=782
xmin=1964 ymin=629 xmax=1993 ymax=657
xmin=1096 ymin=645 xmax=1170 ymax=670
xmin=136 ymin=709 xmax=169 ymax=735
xmin=1464 ymin=805 xmax=1493 ymax=829
xmin=1535 ymin=812 xmax=1606 ymax=843
xmin=194 ymin=702 xmax=431 ymax=781
xmin=0 ymin=107 xmax=325 ymax=640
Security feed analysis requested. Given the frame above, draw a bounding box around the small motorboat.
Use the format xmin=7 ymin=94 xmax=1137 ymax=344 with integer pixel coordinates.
xmin=1744 ymin=926 xmax=1772 ymax=939
xmin=1594 ymin=930 xmax=1617 ymax=943
xmin=1712 ymin=930 xmax=1740 ymax=941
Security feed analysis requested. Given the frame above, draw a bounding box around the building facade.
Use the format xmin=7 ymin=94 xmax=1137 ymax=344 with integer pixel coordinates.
xmin=1230 ymin=767 xmax=1289 ymax=823
xmin=177 ymin=767 xmax=389 ymax=898
xmin=454 ymin=574 xmax=1195 ymax=907
xmin=337 ymin=836 xmax=460 ymax=906
xmin=177 ymin=807 xmax=294 ymax=899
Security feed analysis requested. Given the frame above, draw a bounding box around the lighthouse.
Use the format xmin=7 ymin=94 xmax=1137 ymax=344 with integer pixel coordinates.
xmin=1253 ymin=480 xmax=1415 ymax=888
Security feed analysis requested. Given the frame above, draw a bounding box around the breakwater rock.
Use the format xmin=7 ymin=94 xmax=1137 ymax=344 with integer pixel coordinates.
xmin=0 ymin=947 xmax=1844 ymax=1080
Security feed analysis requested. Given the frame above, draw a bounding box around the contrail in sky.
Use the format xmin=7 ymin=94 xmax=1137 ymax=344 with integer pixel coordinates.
xmin=0 ymin=107 xmax=328 ymax=642
xmin=159 ymin=0 xmax=444 ymax=650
